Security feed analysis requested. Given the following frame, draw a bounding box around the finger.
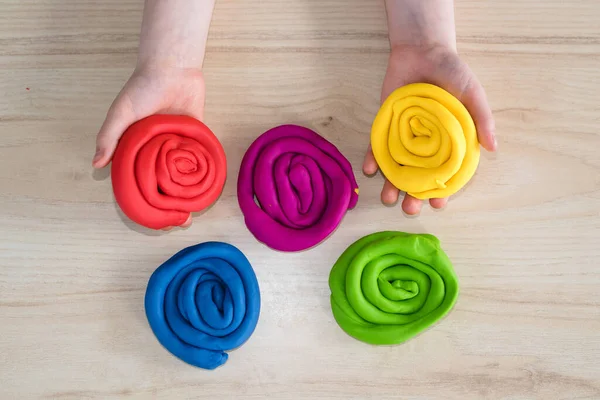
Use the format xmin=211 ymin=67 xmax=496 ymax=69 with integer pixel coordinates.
xmin=402 ymin=194 xmax=422 ymax=215
xmin=180 ymin=214 xmax=193 ymax=228
xmin=429 ymin=197 xmax=448 ymax=209
xmin=160 ymin=214 xmax=192 ymax=231
xmin=363 ymin=145 xmax=379 ymax=175
xmin=93 ymin=97 xmax=137 ymax=168
xmin=460 ymin=75 xmax=497 ymax=152
xmin=381 ymin=180 xmax=399 ymax=205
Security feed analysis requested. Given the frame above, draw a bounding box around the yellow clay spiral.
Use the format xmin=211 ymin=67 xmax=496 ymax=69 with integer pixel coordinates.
xmin=370 ymin=83 xmax=480 ymax=199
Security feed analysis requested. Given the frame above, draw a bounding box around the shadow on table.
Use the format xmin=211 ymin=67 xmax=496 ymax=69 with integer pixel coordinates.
xmin=111 ymin=190 xmax=225 ymax=236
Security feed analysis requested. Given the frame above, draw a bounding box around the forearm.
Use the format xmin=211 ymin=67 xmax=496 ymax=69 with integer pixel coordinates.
xmin=136 ymin=0 xmax=216 ymax=71
xmin=385 ymin=0 xmax=456 ymax=52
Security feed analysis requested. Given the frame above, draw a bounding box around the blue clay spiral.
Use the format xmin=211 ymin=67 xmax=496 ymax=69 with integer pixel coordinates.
xmin=144 ymin=242 xmax=261 ymax=369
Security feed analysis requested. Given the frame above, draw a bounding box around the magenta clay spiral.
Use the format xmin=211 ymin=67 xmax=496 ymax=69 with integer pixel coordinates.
xmin=237 ymin=125 xmax=359 ymax=252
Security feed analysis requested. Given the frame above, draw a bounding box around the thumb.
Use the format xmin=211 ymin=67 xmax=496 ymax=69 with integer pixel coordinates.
xmin=92 ymin=96 xmax=137 ymax=168
xmin=459 ymin=75 xmax=497 ymax=152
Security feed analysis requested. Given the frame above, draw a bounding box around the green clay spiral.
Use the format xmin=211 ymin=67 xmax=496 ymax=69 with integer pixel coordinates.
xmin=329 ymin=231 xmax=459 ymax=345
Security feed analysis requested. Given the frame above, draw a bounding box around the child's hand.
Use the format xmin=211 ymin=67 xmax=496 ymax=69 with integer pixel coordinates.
xmin=93 ymin=67 xmax=205 ymax=230
xmin=92 ymin=0 xmax=215 ymax=168
xmin=365 ymin=0 xmax=497 ymax=215
xmin=92 ymin=67 xmax=205 ymax=169
xmin=91 ymin=0 xmax=215 ymax=229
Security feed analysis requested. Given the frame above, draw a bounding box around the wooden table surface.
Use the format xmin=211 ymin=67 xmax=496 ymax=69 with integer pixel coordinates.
xmin=1 ymin=1 xmax=599 ymax=399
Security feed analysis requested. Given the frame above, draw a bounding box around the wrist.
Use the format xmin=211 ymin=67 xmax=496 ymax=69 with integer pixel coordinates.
xmin=385 ymin=0 xmax=457 ymax=53
xmin=136 ymin=0 xmax=214 ymax=72
xmin=136 ymin=36 xmax=208 ymax=72
xmin=135 ymin=56 xmax=205 ymax=75
xmin=388 ymin=33 xmax=456 ymax=57
xmin=389 ymin=42 xmax=456 ymax=58
xmin=133 ymin=62 xmax=204 ymax=82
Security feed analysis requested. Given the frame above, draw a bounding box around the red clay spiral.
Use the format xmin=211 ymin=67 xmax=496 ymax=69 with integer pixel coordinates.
xmin=111 ymin=115 xmax=227 ymax=230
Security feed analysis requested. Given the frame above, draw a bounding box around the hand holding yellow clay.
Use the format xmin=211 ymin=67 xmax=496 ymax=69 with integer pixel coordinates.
xmin=371 ymin=83 xmax=479 ymax=200
xmin=364 ymin=0 xmax=497 ymax=214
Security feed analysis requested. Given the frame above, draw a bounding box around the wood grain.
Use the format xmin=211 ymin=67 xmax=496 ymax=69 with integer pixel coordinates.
xmin=1 ymin=0 xmax=599 ymax=399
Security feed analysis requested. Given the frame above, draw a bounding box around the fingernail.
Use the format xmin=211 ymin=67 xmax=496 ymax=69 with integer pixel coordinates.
xmin=493 ymin=136 xmax=498 ymax=150
xmin=92 ymin=148 xmax=102 ymax=163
